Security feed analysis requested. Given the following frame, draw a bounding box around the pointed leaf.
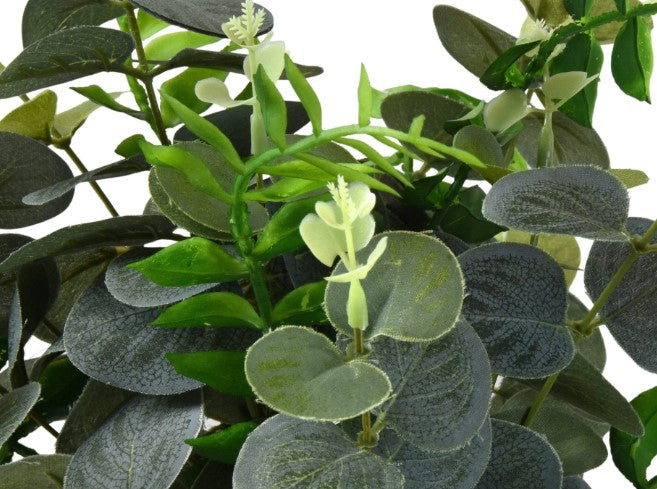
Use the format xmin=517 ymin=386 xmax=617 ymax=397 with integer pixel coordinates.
xmin=609 ymin=168 xmax=649 ymax=188
xmin=0 ymin=382 xmax=40 ymax=446
xmin=129 ymin=237 xmax=248 ymax=286
xmin=370 ymin=318 xmax=491 ymax=451
xmin=186 ymin=421 xmax=258 ymax=464
xmin=585 ymin=217 xmax=657 ymax=372
xmin=612 ymin=17 xmax=653 ymax=102
xmin=71 ymin=85 xmax=144 ymax=119
xmin=475 ymin=419 xmax=562 ymax=489
xmin=63 ymin=392 xmax=202 ymax=489
xmin=358 ymin=64 xmax=372 ymax=126
xmin=459 ymin=243 xmax=574 ymax=378
xmin=253 ymin=65 xmax=287 ymax=150
xmin=284 ymin=54 xmax=322 ymax=135
xmin=271 ymin=281 xmax=328 ymax=327
xmin=145 ymin=31 xmax=218 ymax=62
xmin=326 ymin=231 xmax=464 ymax=342
xmin=160 ymin=68 xmax=226 ymax=127
xmin=480 ymin=41 xmax=540 ymax=90
xmin=0 ymin=454 xmax=71 ymax=489
xmin=0 ymin=90 xmax=57 ymax=142
xmin=0 ymin=132 xmax=74 ymax=228
xmin=483 ymin=166 xmax=629 ymax=240
xmin=53 ymin=93 xmax=122 ymax=139
xmin=245 ymin=326 xmax=391 ymax=421
xmin=0 ymin=27 xmax=134 ymax=98
xmin=233 ymin=415 xmax=404 ymax=489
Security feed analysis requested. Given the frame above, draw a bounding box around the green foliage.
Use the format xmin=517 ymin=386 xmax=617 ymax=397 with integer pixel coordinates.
xmin=186 ymin=421 xmax=258 ymax=464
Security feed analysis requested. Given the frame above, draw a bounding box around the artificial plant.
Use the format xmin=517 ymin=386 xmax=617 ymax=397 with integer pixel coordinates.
xmin=1 ymin=0 xmax=657 ymax=488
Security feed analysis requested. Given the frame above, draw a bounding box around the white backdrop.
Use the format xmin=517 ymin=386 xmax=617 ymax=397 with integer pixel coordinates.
xmin=2 ymin=1 xmax=657 ymax=487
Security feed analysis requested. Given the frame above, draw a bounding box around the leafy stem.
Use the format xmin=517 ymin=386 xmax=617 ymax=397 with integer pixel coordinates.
xmin=522 ymin=372 xmax=559 ymax=427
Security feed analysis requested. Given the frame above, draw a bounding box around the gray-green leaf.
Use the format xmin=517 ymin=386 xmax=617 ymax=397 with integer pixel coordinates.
xmin=0 ymin=454 xmax=71 ymax=489
xmin=233 ymin=415 xmax=404 ymax=489
xmin=459 ymin=243 xmax=574 ymax=378
xmin=325 ymin=231 xmax=464 ymax=342
xmin=0 ymin=382 xmax=41 ymax=446
xmin=63 ymin=391 xmax=202 ymax=489
xmin=483 ymin=166 xmax=629 ymax=240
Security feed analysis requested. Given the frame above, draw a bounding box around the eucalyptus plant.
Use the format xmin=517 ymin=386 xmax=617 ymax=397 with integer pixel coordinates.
xmin=2 ymin=0 xmax=657 ymax=488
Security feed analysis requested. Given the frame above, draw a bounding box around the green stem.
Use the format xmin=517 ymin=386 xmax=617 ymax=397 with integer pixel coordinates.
xmin=247 ymin=258 xmax=273 ymax=328
xmin=523 ymin=373 xmax=559 ymax=427
xmin=123 ymin=2 xmax=170 ymax=145
xmin=537 ymin=111 xmax=554 ymax=168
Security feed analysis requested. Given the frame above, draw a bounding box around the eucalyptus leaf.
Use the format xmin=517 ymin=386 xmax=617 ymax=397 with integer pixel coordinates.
xmin=105 ymin=247 xmax=217 ymax=308
xmin=23 ymin=156 xmax=149 ymax=206
xmin=245 ymin=326 xmax=391 ymax=421
xmin=186 ymin=421 xmax=258 ymax=465
xmin=432 ymin=5 xmax=517 ymax=78
xmin=0 ymin=215 xmax=175 ymax=274
xmin=0 ymin=382 xmax=40 ymax=446
xmin=585 ymin=217 xmax=657 ymax=372
xmin=483 ymin=166 xmax=629 ymax=240
xmin=21 ymin=0 xmax=124 ymax=47
xmin=233 ymin=415 xmax=404 ymax=489
xmin=459 ymin=243 xmax=574 ymax=378
xmin=63 ymin=391 xmax=203 ymax=489
xmin=453 ymin=125 xmax=504 ymax=167
xmin=0 ymin=27 xmax=134 ymax=98
xmin=612 ymin=17 xmax=653 ymax=102
xmin=131 ymin=0 xmax=273 ymax=38
xmin=0 ymin=90 xmax=57 ymax=142
xmin=0 ymin=235 xmax=32 ymax=328
xmin=376 ymin=419 xmax=492 ymax=489
xmin=64 ymin=279 xmax=257 ymax=394
xmin=0 ymin=132 xmax=74 ymax=229
xmin=0 ymin=454 xmax=71 ymax=489
xmin=370 ymin=318 xmax=491 ymax=451
xmin=563 ymin=476 xmax=592 ymax=489
xmin=475 ymin=419 xmax=562 ymax=489
xmin=325 ymin=231 xmax=464 ymax=342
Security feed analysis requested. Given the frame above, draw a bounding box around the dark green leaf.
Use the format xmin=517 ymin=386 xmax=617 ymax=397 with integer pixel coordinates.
xmin=105 ymin=247 xmax=217 ymax=307
xmin=432 ymin=5 xmax=517 ymax=78
xmin=63 ymin=391 xmax=202 ymax=489
xmin=71 ymin=85 xmax=145 ymax=119
xmin=167 ymin=350 xmax=253 ymax=397
xmin=0 ymin=382 xmax=40 ymax=446
xmin=325 ymin=232 xmax=464 ymax=342
xmin=22 ymin=0 xmax=123 ymax=46
xmin=63 ymin=279 xmax=256 ymax=394
xmin=453 ymin=125 xmax=504 ymax=167
xmin=0 ymin=132 xmax=74 ymax=228
xmin=245 ymin=326 xmax=391 ymax=421
xmin=0 ymin=235 xmax=32 ymax=329
xmin=0 ymin=90 xmax=57 ymax=142
xmin=610 ymin=385 xmax=657 ymax=488
xmin=233 ymin=415 xmax=404 ymax=489
xmin=187 ymin=421 xmax=258 ymax=465
xmin=23 ymin=156 xmax=149 ymax=206
xmin=271 ymin=281 xmax=327 ymax=327
xmin=0 ymin=454 xmax=71 ymax=489
xmin=564 ymin=0 xmax=595 ymax=18
xmin=131 ymin=0 xmax=273 ymax=38
xmin=370 ymin=318 xmax=491 ymax=451
xmin=153 ymin=292 xmax=263 ymax=329
xmin=0 ymin=215 xmax=175 ymax=274
xmin=253 ymin=65 xmax=287 ymax=150
xmin=284 ymin=54 xmax=322 ymax=135
xmin=615 ymin=0 xmax=629 ymax=14
xmin=476 ymin=419 xmax=562 ymax=489
xmin=460 ymin=243 xmax=573 ymax=378
xmin=612 ymin=17 xmax=653 ymax=102
xmin=440 ymin=187 xmax=507 ymax=244
xmin=0 ymin=27 xmax=134 ymax=99
xmin=563 ymin=476 xmax=592 ymax=489
xmin=480 ymin=41 xmax=540 ymax=90
xmin=129 ymin=237 xmax=247 ymax=287
xmin=585 ymin=217 xmax=657 ymax=372
xmin=483 ymin=166 xmax=629 ymax=240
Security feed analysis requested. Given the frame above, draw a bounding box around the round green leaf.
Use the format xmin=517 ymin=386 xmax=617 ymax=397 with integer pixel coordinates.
xmin=476 ymin=419 xmax=563 ymax=489
xmin=245 ymin=326 xmax=391 ymax=421
xmin=64 ymin=279 xmax=258 ymax=394
xmin=63 ymin=391 xmax=202 ymax=489
xmin=370 ymin=318 xmax=491 ymax=451
xmin=0 ymin=27 xmax=134 ymax=98
xmin=453 ymin=125 xmax=504 ymax=167
xmin=325 ymin=231 xmax=464 ymax=342
xmin=483 ymin=166 xmax=629 ymax=240
xmin=375 ymin=419 xmax=491 ymax=489
xmin=0 ymin=382 xmax=40 ymax=446
xmin=0 ymin=454 xmax=71 ymax=489
xmin=233 ymin=415 xmax=404 ymax=489
xmin=105 ymin=247 xmax=217 ymax=307
xmin=585 ymin=217 xmax=657 ymax=372
xmin=563 ymin=476 xmax=592 ymax=489
xmin=0 ymin=132 xmax=74 ymax=228
xmin=459 ymin=243 xmax=574 ymax=378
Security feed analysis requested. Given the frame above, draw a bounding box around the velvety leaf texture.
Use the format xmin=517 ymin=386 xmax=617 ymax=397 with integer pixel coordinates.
xmin=476 ymin=419 xmax=563 ymax=489
xmin=233 ymin=415 xmax=404 ymax=489
xmin=0 ymin=27 xmax=134 ymax=98
xmin=563 ymin=476 xmax=592 ymax=489
xmin=585 ymin=217 xmax=657 ymax=372
xmin=105 ymin=247 xmax=216 ymax=307
xmin=483 ymin=166 xmax=629 ymax=240
xmin=64 ymin=279 xmax=259 ymax=394
xmin=376 ymin=419 xmax=491 ymax=489
xmin=0 ymin=382 xmax=41 ymax=446
xmin=370 ymin=318 xmax=491 ymax=451
xmin=325 ymin=231 xmax=464 ymax=341
xmin=459 ymin=243 xmax=574 ymax=378
xmin=0 ymin=132 xmax=74 ymax=228
xmin=63 ymin=391 xmax=202 ymax=489
xmin=0 ymin=454 xmax=71 ymax=489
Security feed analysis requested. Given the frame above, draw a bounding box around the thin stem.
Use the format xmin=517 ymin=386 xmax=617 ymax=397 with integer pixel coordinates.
xmin=247 ymin=259 xmax=274 ymax=328
xmin=123 ymin=2 xmax=170 ymax=145
xmin=61 ymin=145 xmax=120 ymax=217
xmin=523 ymin=373 xmax=559 ymax=427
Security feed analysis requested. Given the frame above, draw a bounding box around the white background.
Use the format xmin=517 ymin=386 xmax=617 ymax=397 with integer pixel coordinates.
xmin=2 ymin=1 xmax=657 ymax=487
